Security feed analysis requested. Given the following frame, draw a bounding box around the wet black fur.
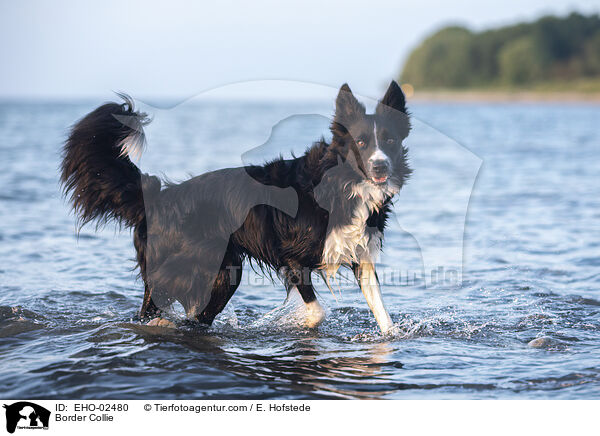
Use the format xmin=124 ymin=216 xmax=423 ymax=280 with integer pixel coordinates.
xmin=61 ymin=83 xmax=411 ymax=324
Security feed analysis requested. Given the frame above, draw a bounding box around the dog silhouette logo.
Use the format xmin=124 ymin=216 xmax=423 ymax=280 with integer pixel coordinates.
xmin=3 ymin=402 xmax=50 ymax=434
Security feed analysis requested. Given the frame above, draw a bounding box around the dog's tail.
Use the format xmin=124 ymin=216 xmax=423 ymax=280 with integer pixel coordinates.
xmin=60 ymin=94 xmax=161 ymax=229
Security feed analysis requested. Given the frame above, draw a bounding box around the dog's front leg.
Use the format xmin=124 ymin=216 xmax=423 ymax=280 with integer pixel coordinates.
xmin=353 ymin=262 xmax=395 ymax=334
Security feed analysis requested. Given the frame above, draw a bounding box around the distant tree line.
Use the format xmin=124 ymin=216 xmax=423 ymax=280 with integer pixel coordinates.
xmin=400 ymin=12 xmax=600 ymax=88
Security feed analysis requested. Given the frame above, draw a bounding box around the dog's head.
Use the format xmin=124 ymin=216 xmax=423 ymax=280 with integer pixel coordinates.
xmin=330 ymin=81 xmax=411 ymax=194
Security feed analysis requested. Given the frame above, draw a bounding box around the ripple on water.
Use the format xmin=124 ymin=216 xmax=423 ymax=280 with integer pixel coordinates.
xmin=0 ymin=306 xmax=46 ymax=338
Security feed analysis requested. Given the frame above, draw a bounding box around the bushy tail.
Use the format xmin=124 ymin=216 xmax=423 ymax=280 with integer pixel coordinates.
xmin=60 ymin=94 xmax=160 ymax=229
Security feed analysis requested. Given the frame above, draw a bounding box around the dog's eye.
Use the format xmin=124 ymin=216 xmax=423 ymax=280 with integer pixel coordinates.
xmin=386 ymin=138 xmax=395 ymax=144
xmin=356 ymin=139 xmax=366 ymax=148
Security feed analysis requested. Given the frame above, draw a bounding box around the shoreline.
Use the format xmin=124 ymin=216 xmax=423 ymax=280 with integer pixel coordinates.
xmin=408 ymin=90 xmax=600 ymax=104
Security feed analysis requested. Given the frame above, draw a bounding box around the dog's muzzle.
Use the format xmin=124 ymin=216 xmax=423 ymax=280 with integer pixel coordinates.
xmin=369 ymin=159 xmax=391 ymax=184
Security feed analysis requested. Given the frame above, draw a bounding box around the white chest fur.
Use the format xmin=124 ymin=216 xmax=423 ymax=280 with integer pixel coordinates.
xmin=321 ymin=182 xmax=389 ymax=272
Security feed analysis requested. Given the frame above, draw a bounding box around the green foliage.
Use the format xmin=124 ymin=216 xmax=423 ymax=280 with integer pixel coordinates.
xmin=400 ymin=12 xmax=600 ymax=89
xmin=402 ymin=27 xmax=474 ymax=88
xmin=583 ymin=31 xmax=600 ymax=74
xmin=499 ymin=36 xmax=545 ymax=84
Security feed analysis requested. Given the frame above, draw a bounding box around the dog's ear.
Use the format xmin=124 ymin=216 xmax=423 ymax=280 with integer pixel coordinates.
xmin=334 ymin=84 xmax=365 ymax=123
xmin=377 ymin=80 xmax=407 ymax=114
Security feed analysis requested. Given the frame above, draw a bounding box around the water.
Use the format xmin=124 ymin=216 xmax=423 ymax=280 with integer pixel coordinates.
xmin=1 ymin=99 xmax=599 ymax=399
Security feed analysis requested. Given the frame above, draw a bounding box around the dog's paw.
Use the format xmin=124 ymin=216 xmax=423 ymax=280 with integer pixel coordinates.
xmin=145 ymin=317 xmax=176 ymax=328
xmin=305 ymin=300 xmax=326 ymax=328
xmin=382 ymin=324 xmax=400 ymax=337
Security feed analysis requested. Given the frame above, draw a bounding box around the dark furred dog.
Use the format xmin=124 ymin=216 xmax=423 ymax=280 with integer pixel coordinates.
xmin=61 ymin=82 xmax=411 ymax=333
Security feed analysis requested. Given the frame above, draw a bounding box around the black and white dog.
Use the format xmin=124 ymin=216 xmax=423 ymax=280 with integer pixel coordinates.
xmin=61 ymin=82 xmax=411 ymax=333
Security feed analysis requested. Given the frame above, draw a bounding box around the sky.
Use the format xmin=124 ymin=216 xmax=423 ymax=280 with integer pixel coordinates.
xmin=1 ymin=0 xmax=600 ymax=100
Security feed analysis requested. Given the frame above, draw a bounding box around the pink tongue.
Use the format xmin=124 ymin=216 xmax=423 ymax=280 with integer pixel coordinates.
xmin=373 ymin=176 xmax=387 ymax=183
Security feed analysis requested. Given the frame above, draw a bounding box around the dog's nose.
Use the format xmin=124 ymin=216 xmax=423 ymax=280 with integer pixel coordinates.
xmin=371 ymin=159 xmax=389 ymax=173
